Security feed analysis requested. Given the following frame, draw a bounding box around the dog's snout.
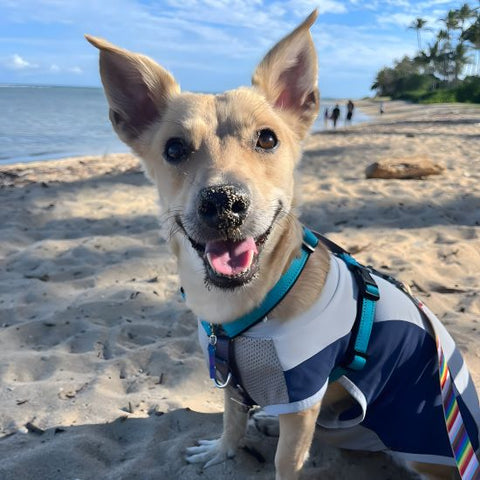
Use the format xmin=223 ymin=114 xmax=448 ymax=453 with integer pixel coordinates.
xmin=198 ymin=185 xmax=250 ymax=230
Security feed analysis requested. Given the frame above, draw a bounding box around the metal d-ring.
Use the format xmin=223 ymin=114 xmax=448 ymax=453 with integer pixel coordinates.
xmin=213 ymin=372 xmax=232 ymax=388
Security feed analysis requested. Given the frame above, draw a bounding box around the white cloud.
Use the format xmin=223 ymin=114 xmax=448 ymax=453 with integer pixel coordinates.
xmin=376 ymin=12 xmax=420 ymax=28
xmin=385 ymin=0 xmax=411 ymax=7
xmin=417 ymin=0 xmax=453 ymax=6
xmin=0 ymin=0 xmax=466 ymax=96
xmin=282 ymin=0 xmax=347 ymax=15
xmin=312 ymin=19 xmax=418 ymax=96
xmin=7 ymin=54 xmax=38 ymax=70
xmin=68 ymin=66 xmax=83 ymax=74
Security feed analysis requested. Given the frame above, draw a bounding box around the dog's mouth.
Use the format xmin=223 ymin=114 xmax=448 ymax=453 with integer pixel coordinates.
xmin=205 ymin=236 xmax=258 ymax=278
xmin=175 ymin=206 xmax=280 ymax=289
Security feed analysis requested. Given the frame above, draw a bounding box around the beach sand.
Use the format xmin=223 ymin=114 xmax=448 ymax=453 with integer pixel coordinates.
xmin=1 ymin=100 xmax=479 ymax=479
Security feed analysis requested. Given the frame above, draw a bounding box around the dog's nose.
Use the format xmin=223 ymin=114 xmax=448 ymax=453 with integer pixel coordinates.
xmin=197 ymin=184 xmax=250 ymax=230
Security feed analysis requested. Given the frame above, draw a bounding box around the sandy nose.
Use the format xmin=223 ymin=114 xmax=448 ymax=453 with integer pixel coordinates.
xmin=197 ymin=184 xmax=250 ymax=230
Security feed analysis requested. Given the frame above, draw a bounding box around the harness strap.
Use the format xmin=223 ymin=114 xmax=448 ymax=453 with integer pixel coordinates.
xmin=329 ymin=252 xmax=379 ymax=382
xmin=194 ymin=228 xmax=480 ymax=477
xmin=314 ymin=231 xmax=380 ymax=378
xmin=340 ymin=251 xmax=480 ymax=478
xmin=201 ymin=226 xmax=318 ymax=392
xmin=201 ymin=227 xmax=318 ymax=339
xmin=201 ymin=228 xmax=380 ymax=392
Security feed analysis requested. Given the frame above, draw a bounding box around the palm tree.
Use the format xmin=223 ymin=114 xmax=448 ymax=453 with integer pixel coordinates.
xmin=414 ymin=50 xmax=430 ymax=73
xmin=462 ymin=19 xmax=480 ymax=74
xmin=415 ymin=41 xmax=441 ymax=89
xmin=437 ymin=29 xmax=450 ymax=43
xmin=452 ymin=42 xmax=470 ymax=83
xmin=456 ymin=3 xmax=474 ymax=32
xmin=442 ymin=9 xmax=459 ymax=40
xmin=435 ymin=30 xmax=452 ymax=81
xmin=371 ymin=68 xmax=396 ymax=97
xmin=415 ymin=42 xmax=439 ymax=76
xmin=409 ymin=17 xmax=428 ymax=50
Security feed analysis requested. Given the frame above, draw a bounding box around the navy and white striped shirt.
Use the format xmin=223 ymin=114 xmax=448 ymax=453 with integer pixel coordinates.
xmin=199 ymin=254 xmax=480 ymax=465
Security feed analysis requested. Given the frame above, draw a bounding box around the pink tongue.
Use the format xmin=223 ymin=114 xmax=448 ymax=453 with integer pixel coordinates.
xmin=205 ymin=237 xmax=258 ymax=276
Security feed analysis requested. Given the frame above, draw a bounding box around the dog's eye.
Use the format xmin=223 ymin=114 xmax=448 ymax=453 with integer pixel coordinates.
xmin=256 ymin=129 xmax=278 ymax=151
xmin=164 ymin=138 xmax=189 ymax=163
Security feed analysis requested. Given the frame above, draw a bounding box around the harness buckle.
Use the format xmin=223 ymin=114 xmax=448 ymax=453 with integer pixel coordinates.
xmin=355 ymin=266 xmax=380 ymax=301
xmin=213 ymin=372 xmax=232 ymax=388
xmin=340 ymin=253 xmax=380 ymax=301
xmin=302 ymin=239 xmax=316 ymax=253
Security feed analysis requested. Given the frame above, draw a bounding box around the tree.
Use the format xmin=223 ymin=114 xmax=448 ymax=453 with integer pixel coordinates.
xmin=415 ymin=41 xmax=440 ymax=87
xmin=452 ymin=42 xmax=470 ymax=82
xmin=371 ymin=1 xmax=480 ymax=102
xmin=371 ymin=67 xmax=396 ymax=96
xmin=456 ymin=3 xmax=475 ymax=32
xmin=409 ymin=17 xmax=428 ymax=50
xmin=393 ymin=55 xmax=418 ymax=77
xmin=462 ymin=19 xmax=480 ymax=74
xmin=442 ymin=9 xmax=460 ymax=40
xmin=434 ymin=30 xmax=453 ymax=81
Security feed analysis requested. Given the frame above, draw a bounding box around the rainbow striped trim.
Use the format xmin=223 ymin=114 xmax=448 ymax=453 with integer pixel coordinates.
xmin=437 ymin=339 xmax=480 ymax=479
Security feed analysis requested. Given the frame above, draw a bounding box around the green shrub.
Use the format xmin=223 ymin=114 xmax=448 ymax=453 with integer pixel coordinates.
xmin=455 ymin=76 xmax=480 ymax=103
xmin=420 ymin=89 xmax=458 ymax=103
xmin=383 ymin=73 xmax=480 ymax=104
xmin=398 ymin=74 xmax=437 ymax=92
xmin=397 ymin=90 xmax=430 ymax=102
xmin=391 ymin=74 xmax=440 ymax=102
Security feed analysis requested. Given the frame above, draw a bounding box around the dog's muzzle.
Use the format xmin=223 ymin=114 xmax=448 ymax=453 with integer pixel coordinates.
xmin=176 ymin=184 xmax=281 ymax=289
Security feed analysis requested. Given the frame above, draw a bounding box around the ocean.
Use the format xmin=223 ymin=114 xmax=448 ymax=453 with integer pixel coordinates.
xmin=0 ymin=86 xmax=369 ymax=165
xmin=0 ymin=85 xmax=128 ymax=165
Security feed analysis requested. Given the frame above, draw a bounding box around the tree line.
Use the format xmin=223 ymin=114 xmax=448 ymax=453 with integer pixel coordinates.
xmin=371 ymin=2 xmax=480 ymax=103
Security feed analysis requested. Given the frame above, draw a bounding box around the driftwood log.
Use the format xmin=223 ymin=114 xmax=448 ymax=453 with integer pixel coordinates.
xmin=366 ymin=156 xmax=444 ymax=179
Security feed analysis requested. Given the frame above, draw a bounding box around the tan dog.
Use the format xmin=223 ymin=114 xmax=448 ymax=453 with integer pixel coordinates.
xmin=86 ymin=12 xmax=468 ymax=480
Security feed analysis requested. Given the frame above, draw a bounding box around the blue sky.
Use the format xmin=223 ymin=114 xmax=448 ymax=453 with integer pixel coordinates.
xmin=0 ymin=0 xmax=475 ymax=98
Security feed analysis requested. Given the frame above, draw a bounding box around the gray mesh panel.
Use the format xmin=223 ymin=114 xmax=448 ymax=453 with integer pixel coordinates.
xmin=233 ymin=336 xmax=289 ymax=406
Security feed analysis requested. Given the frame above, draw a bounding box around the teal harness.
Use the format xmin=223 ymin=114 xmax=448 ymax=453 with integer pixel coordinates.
xmin=192 ymin=229 xmax=480 ymax=480
xmin=198 ymin=226 xmax=380 ymax=397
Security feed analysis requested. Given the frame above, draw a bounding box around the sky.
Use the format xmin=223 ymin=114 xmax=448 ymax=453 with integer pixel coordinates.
xmin=0 ymin=0 xmax=476 ymax=98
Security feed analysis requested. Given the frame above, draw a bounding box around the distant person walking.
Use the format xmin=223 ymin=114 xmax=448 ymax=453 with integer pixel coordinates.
xmin=331 ymin=104 xmax=340 ymax=128
xmin=323 ymin=107 xmax=329 ymax=128
xmin=346 ymin=100 xmax=354 ymax=124
xmin=379 ymin=101 xmax=384 ymax=114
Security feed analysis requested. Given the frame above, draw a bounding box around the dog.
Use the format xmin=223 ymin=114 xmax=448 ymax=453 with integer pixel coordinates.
xmin=86 ymin=11 xmax=480 ymax=480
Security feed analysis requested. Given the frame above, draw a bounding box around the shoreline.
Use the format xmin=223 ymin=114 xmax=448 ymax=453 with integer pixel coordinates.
xmin=0 ymin=153 xmax=141 ymax=187
xmin=1 ymin=100 xmax=480 ymax=479
xmin=0 ymin=99 xmax=379 ymax=168
xmin=2 ymin=99 xmax=478 ymax=172
xmin=1 ymin=95 xmax=479 ymax=168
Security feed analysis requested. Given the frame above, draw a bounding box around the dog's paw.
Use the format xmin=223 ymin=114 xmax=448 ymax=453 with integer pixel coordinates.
xmin=186 ymin=438 xmax=237 ymax=468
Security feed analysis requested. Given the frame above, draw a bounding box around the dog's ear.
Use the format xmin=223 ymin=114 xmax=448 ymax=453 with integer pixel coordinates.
xmin=252 ymin=10 xmax=319 ymax=138
xmin=85 ymin=35 xmax=180 ymax=146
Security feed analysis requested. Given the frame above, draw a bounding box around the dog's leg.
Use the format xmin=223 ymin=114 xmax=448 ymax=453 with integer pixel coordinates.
xmin=274 ymin=402 xmax=321 ymax=480
xmin=408 ymin=461 xmax=459 ymax=480
xmin=186 ymin=387 xmax=249 ymax=467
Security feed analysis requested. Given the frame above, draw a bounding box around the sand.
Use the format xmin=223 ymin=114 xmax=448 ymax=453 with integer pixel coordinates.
xmin=0 ymin=100 xmax=479 ymax=479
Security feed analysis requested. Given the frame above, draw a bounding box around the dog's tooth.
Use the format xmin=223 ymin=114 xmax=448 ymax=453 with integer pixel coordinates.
xmin=206 ymin=252 xmax=214 ymax=268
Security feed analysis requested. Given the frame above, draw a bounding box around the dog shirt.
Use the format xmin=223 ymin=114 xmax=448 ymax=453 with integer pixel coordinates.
xmin=198 ymin=253 xmax=480 ymax=466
